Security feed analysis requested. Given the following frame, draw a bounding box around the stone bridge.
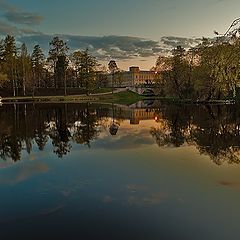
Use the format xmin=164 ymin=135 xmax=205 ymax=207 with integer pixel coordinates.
xmin=127 ymin=85 xmax=160 ymax=96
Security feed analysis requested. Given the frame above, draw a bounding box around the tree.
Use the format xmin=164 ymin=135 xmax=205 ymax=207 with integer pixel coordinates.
xmin=170 ymin=46 xmax=191 ymax=99
xmin=0 ymin=40 xmax=8 ymax=88
xmin=48 ymin=36 xmax=69 ymax=89
xmin=72 ymin=49 xmax=98 ymax=94
xmin=3 ymin=35 xmax=17 ymax=96
xmin=31 ymin=44 xmax=45 ymax=93
xmin=95 ymin=65 xmax=108 ymax=88
xmin=71 ymin=50 xmax=83 ymax=88
xmin=56 ymin=55 xmax=68 ymax=95
xmin=19 ymin=43 xmax=32 ymax=96
xmin=108 ymin=60 xmax=118 ymax=93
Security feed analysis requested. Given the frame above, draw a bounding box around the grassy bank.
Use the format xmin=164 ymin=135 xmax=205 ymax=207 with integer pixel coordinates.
xmin=2 ymin=95 xmax=100 ymax=103
xmin=151 ymin=97 xmax=236 ymax=105
xmin=2 ymin=90 xmax=144 ymax=105
xmin=2 ymin=91 xmax=235 ymax=106
xmin=99 ymin=91 xmax=144 ymax=105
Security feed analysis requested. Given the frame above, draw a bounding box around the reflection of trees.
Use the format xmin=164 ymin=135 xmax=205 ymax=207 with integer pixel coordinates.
xmin=35 ymin=132 xmax=49 ymax=151
xmin=0 ymin=135 xmax=22 ymax=162
xmin=35 ymin=109 xmax=49 ymax=151
xmin=109 ymin=103 xmax=120 ymax=136
xmin=72 ymin=104 xmax=100 ymax=147
xmin=0 ymin=103 xmax=103 ymax=160
xmin=49 ymin=106 xmax=72 ymax=158
xmin=151 ymin=105 xmax=240 ymax=165
xmin=151 ymin=106 xmax=190 ymax=147
xmin=190 ymin=124 xmax=240 ymax=165
xmin=2 ymin=102 xmax=240 ymax=165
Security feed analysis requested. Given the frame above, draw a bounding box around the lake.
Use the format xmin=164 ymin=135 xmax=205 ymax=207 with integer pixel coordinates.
xmin=0 ymin=101 xmax=240 ymax=240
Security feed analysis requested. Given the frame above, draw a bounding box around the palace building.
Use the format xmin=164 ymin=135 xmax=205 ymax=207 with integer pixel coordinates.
xmin=108 ymin=66 xmax=157 ymax=87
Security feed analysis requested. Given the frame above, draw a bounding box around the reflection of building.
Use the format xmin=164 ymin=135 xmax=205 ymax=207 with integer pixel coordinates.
xmin=108 ymin=66 xmax=157 ymax=87
xmin=129 ymin=109 xmax=156 ymax=125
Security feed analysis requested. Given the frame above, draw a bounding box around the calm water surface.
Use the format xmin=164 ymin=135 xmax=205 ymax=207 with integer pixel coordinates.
xmin=0 ymin=101 xmax=240 ymax=240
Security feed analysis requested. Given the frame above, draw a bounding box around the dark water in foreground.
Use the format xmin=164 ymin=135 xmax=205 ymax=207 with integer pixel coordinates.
xmin=1 ymin=101 xmax=240 ymax=239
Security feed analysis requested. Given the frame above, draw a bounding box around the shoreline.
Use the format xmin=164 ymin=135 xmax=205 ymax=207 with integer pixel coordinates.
xmin=1 ymin=91 xmax=144 ymax=105
xmin=1 ymin=91 xmax=237 ymax=106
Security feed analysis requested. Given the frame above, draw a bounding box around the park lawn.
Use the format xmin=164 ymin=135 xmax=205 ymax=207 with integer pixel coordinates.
xmin=100 ymin=91 xmax=144 ymax=105
xmin=2 ymin=90 xmax=144 ymax=105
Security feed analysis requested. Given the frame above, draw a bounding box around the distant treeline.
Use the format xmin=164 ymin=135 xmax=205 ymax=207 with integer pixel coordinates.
xmin=0 ymin=35 xmax=111 ymax=97
xmin=1 ymin=34 xmax=240 ymax=100
xmin=152 ymin=37 xmax=240 ymax=101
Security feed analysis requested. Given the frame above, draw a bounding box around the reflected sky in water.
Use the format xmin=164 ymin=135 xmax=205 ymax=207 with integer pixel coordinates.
xmin=0 ymin=102 xmax=240 ymax=239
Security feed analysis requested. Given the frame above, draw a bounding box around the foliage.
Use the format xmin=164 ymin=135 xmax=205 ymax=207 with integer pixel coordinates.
xmin=31 ymin=44 xmax=45 ymax=90
xmin=72 ymin=49 xmax=98 ymax=94
xmin=154 ymin=37 xmax=240 ymax=100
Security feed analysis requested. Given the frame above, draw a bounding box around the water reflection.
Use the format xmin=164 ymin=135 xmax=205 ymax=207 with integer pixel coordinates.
xmin=1 ymin=101 xmax=240 ymax=165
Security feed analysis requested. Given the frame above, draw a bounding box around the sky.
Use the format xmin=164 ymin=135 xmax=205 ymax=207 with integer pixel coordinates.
xmin=0 ymin=0 xmax=239 ymax=70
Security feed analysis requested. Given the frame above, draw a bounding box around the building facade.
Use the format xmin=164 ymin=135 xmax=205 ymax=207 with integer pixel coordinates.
xmin=108 ymin=66 xmax=157 ymax=87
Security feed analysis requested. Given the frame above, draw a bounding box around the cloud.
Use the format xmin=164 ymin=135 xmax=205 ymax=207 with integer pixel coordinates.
xmin=0 ymin=0 xmax=43 ymax=26
xmin=5 ymin=11 xmax=43 ymax=25
xmin=0 ymin=1 xmax=201 ymax=62
xmin=18 ymin=33 xmax=201 ymax=61
xmin=0 ymin=0 xmax=15 ymax=12
xmin=161 ymin=36 xmax=202 ymax=49
xmin=0 ymin=19 xmax=18 ymax=35
xmin=0 ymin=1 xmax=201 ymax=61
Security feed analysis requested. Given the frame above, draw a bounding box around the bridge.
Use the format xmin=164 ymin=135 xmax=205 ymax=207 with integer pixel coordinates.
xmin=127 ymin=85 xmax=160 ymax=96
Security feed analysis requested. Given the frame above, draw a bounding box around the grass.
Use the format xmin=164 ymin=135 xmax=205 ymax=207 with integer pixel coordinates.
xmin=149 ymin=96 xmax=237 ymax=105
xmin=99 ymin=91 xmax=144 ymax=105
xmin=2 ymin=90 xmax=143 ymax=105
xmin=2 ymin=92 xmax=236 ymax=106
xmin=93 ymin=87 xmax=116 ymax=94
xmin=3 ymin=94 xmax=100 ymax=103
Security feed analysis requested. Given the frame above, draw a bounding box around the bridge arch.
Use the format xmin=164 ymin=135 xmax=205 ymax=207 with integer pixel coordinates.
xmin=142 ymin=89 xmax=155 ymax=96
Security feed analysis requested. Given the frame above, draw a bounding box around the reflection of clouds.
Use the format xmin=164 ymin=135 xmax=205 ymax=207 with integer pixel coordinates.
xmin=0 ymin=204 xmax=65 ymax=225
xmin=0 ymin=162 xmax=49 ymax=185
xmin=218 ymin=181 xmax=240 ymax=189
xmin=102 ymin=184 xmax=168 ymax=207
xmin=128 ymin=192 xmax=168 ymax=206
xmin=39 ymin=204 xmax=65 ymax=216
xmin=93 ymin=127 xmax=155 ymax=150
xmin=60 ymin=190 xmax=72 ymax=197
xmin=125 ymin=184 xmax=168 ymax=206
xmin=38 ymin=179 xmax=100 ymax=198
xmin=29 ymin=154 xmax=37 ymax=161
xmin=103 ymin=195 xmax=114 ymax=203
xmin=127 ymin=184 xmax=147 ymax=193
xmin=0 ymin=161 xmax=14 ymax=169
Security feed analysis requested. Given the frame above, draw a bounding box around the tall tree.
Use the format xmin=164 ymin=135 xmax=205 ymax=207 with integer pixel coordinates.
xmin=48 ymin=36 xmax=69 ymax=89
xmin=72 ymin=49 xmax=98 ymax=95
xmin=108 ymin=60 xmax=118 ymax=94
xmin=3 ymin=35 xmax=17 ymax=96
xmin=19 ymin=43 xmax=30 ymax=96
xmin=71 ymin=50 xmax=83 ymax=88
xmin=31 ymin=44 xmax=45 ymax=93
xmin=56 ymin=55 xmax=68 ymax=95
xmin=0 ymin=40 xmax=8 ymax=88
xmin=170 ymin=46 xmax=191 ymax=99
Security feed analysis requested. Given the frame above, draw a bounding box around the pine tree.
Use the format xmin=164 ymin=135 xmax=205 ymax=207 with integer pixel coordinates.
xmin=3 ymin=35 xmax=17 ymax=96
xmin=31 ymin=44 xmax=45 ymax=91
xmin=48 ymin=36 xmax=69 ymax=89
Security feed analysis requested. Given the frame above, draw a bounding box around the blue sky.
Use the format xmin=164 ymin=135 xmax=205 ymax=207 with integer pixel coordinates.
xmin=0 ymin=0 xmax=239 ymax=69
